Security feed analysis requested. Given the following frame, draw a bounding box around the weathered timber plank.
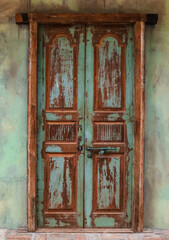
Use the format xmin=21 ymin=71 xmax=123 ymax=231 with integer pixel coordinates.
xmin=132 ymin=21 xmax=145 ymax=233
xmin=15 ymin=13 xmax=158 ymax=24
xmin=27 ymin=20 xmax=38 ymax=232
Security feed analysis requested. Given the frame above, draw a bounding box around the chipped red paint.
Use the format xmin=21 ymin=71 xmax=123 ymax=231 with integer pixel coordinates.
xmin=46 ymin=122 xmax=76 ymax=142
xmin=94 ymin=122 xmax=124 ymax=142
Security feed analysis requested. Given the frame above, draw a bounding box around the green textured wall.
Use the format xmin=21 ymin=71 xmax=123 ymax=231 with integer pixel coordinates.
xmin=0 ymin=0 xmax=169 ymax=229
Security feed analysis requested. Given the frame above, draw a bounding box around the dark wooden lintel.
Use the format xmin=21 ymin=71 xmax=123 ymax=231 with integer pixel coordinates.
xmin=15 ymin=13 xmax=158 ymax=25
xmin=146 ymin=14 xmax=158 ymax=25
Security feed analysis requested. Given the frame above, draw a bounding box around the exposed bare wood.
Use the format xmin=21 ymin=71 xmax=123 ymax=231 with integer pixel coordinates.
xmin=132 ymin=21 xmax=145 ymax=233
xmin=15 ymin=13 xmax=158 ymax=25
xmin=27 ymin=20 xmax=38 ymax=232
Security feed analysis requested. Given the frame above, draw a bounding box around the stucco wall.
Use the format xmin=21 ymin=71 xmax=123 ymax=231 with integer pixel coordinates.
xmin=0 ymin=0 xmax=169 ymax=229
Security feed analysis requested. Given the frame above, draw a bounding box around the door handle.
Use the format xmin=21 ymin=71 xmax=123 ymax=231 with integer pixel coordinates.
xmin=77 ymin=125 xmax=83 ymax=151
xmin=86 ymin=146 xmax=120 ymax=157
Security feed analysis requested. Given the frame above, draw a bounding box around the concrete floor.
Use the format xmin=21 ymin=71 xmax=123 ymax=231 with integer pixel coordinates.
xmin=1 ymin=229 xmax=169 ymax=240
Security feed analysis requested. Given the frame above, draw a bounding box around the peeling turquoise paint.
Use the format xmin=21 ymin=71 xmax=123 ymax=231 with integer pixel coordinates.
xmin=49 ymin=37 xmax=74 ymax=109
xmin=45 ymin=217 xmax=71 ymax=227
xmin=48 ymin=157 xmax=72 ymax=209
xmin=97 ymin=157 xmax=120 ymax=209
xmin=124 ymin=27 xmax=134 ymax=224
xmin=98 ymin=36 xmax=122 ymax=108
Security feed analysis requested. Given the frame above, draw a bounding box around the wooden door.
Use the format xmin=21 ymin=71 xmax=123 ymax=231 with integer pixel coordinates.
xmin=37 ymin=24 xmax=134 ymax=228
xmin=84 ymin=25 xmax=134 ymax=228
xmin=37 ymin=25 xmax=85 ymax=228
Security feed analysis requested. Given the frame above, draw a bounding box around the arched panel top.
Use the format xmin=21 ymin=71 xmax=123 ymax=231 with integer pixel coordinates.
xmin=96 ymin=33 xmax=126 ymax=48
xmin=48 ymin=33 xmax=76 ymax=48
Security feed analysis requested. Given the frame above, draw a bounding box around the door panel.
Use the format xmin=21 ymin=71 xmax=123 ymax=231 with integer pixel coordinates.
xmin=85 ymin=25 xmax=134 ymax=228
xmin=46 ymin=35 xmax=75 ymax=110
xmin=37 ymin=25 xmax=85 ymax=228
xmin=95 ymin=34 xmax=125 ymax=110
xmin=93 ymin=154 xmax=124 ymax=211
xmin=45 ymin=154 xmax=76 ymax=211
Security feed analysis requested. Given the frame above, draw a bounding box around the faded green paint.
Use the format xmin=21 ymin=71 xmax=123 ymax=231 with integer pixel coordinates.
xmin=124 ymin=27 xmax=134 ymax=224
xmin=94 ymin=216 xmax=115 ymax=227
xmin=0 ymin=0 xmax=169 ymax=230
xmin=85 ymin=27 xmax=94 ymax=227
xmin=37 ymin=25 xmax=46 ymax=227
xmin=48 ymin=157 xmax=72 ymax=209
xmin=76 ymin=31 xmax=85 ymax=227
xmin=46 ymin=113 xmax=73 ymax=121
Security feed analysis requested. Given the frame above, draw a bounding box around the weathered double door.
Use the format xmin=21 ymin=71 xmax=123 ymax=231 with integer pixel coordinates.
xmin=37 ymin=24 xmax=134 ymax=228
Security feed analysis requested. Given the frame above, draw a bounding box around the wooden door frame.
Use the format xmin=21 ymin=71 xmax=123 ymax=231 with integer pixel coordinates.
xmin=16 ymin=13 xmax=158 ymax=232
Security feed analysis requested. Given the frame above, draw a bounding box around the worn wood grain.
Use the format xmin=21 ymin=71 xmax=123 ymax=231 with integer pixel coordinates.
xmin=15 ymin=13 xmax=158 ymax=25
xmin=27 ymin=20 xmax=38 ymax=232
xmin=132 ymin=21 xmax=145 ymax=233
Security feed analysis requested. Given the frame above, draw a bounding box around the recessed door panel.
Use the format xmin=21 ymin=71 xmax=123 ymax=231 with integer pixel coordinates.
xmin=46 ymin=34 xmax=77 ymax=111
xmin=93 ymin=154 xmax=124 ymax=212
xmin=45 ymin=154 xmax=76 ymax=210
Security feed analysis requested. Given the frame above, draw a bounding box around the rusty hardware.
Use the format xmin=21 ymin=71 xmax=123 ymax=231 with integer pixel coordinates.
xmin=77 ymin=146 xmax=83 ymax=151
xmin=86 ymin=146 xmax=119 ymax=157
xmin=77 ymin=125 xmax=83 ymax=151
xmin=78 ymin=125 xmax=82 ymax=141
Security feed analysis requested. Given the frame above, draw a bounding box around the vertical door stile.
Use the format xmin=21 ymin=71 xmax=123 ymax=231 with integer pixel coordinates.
xmin=84 ymin=25 xmax=95 ymax=228
xmin=77 ymin=25 xmax=86 ymax=228
xmin=132 ymin=21 xmax=145 ymax=232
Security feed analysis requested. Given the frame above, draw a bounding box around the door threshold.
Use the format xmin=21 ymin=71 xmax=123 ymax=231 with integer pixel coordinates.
xmin=17 ymin=228 xmax=153 ymax=233
xmin=36 ymin=228 xmax=134 ymax=233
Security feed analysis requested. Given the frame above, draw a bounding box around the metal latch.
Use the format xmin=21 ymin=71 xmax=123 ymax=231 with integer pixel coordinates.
xmin=86 ymin=146 xmax=120 ymax=157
